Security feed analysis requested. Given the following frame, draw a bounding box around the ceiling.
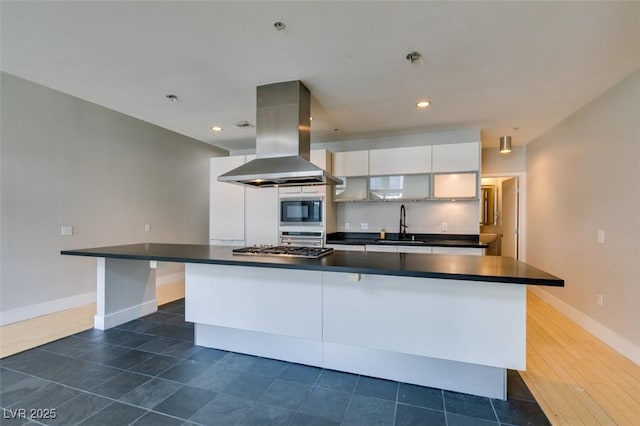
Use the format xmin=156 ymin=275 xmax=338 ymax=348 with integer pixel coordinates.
xmin=2 ymin=1 xmax=639 ymax=152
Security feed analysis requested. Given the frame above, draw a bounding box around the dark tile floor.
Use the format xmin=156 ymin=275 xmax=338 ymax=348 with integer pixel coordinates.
xmin=1 ymin=299 xmax=550 ymax=426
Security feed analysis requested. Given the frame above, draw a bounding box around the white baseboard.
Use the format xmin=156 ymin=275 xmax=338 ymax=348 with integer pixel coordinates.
xmin=156 ymin=271 xmax=185 ymax=287
xmin=94 ymin=299 xmax=157 ymax=330
xmin=0 ymin=291 xmax=97 ymax=326
xmin=529 ymin=287 xmax=640 ymax=366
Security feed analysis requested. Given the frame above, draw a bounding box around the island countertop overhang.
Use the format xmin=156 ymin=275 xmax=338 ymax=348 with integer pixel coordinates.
xmin=61 ymin=243 xmax=563 ymax=287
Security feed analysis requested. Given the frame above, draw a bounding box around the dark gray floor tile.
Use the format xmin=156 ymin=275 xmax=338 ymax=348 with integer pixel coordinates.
xmin=236 ymin=403 xmax=294 ymax=426
xmin=0 ymin=409 xmax=31 ymax=426
xmin=38 ymin=336 xmax=102 ymax=358
xmin=130 ymin=354 xmax=180 ymax=376
xmin=289 ymin=412 xmax=340 ymax=426
xmin=188 ymin=348 xmax=227 ymax=364
xmin=222 ymin=371 xmax=275 ymax=401
xmin=115 ymin=318 xmax=161 ymax=333
xmin=244 ymin=357 xmax=288 ymax=378
xmin=0 ymin=368 xmax=30 ymax=388
xmin=102 ymin=329 xmax=155 ymax=348
xmin=1 ymin=350 xmax=76 ymax=381
xmin=161 ymin=342 xmax=202 ymax=359
xmin=78 ymin=343 xmax=130 ymax=364
xmin=446 ymin=412 xmax=499 ymax=426
xmin=0 ymin=376 xmax=52 ymax=408
xmin=444 ymin=391 xmax=497 ymax=421
xmin=215 ymin=352 xmax=257 ymax=373
xmin=145 ymin=324 xmax=193 ymax=342
xmin=297 ymin=387 xmax=351 ymax=423
xmin=342 ymin=394 xmax=395 ymax=426
xmin=56 ymin=361 xmax=121 ymax=390
xmin=161 ymin=304 xmax=186 ymax=315
xmin=491 ymin=398 xmax=551 ymax=426
xmin=119 ymin=378 xmax=183 ymax=409
xmin=188 ymin=365 xmax=242 ymax=392
xmin=73 ymin=328 xmax=105 ymax=342
xmin=507 ymin=370 xmax=536 ymax=402
xmin=101 ymin=349 xmax=154 ymax=369
xmin=8 ymin=382 xmax=79 ymax=411
xmin=189 ymin=393 xmax=252 ymax=426
xmin=315 ymin=369 xmax=358 ymax=393
xmin=90 ymin=371 xmax=151 ymax=399
xmin=159 ymin=360 xmax=210 ymax=383
xmin=77 ymin=401 xmax=147 ymax=426
xmin=137 ymin=337 xmax=185 ymax=354
xmin=398 ymin=383 xmax=444 ymax=411
xmin=395 ymin=404 xmax=447 ymax=426
xmin=45 ymin=393 xmax=112 ymax=425
xmin=355 ymin=376 xmax=398 ymax=401
xmin=143 ymin=311 xmax=179 ymax=323
xmin=153 ymin=386 xmax=216 ymax=419
xmin=279 ymin=363 xmax=321 ymax=385
xmin=132 ymin=411 xmax=184 ymax=426
xmin=257 ymin=379 xmax=311 ymax=410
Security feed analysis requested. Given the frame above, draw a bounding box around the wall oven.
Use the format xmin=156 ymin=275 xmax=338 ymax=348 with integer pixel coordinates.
xmin=280 ymin=198 xmax=323 ymax=226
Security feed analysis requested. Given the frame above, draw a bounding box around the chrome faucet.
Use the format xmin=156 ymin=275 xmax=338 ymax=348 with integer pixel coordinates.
xmin=399 ymin=204 xmax=407 ymax=239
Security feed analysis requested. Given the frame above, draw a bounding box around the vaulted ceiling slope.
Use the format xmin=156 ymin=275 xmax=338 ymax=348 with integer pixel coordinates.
xmin=2 ymin=1 xmax=639 ymax=151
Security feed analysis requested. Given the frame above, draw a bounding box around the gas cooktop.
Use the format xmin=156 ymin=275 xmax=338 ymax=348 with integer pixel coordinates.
xmin=232 ymin=245 xmax=333 ymax=259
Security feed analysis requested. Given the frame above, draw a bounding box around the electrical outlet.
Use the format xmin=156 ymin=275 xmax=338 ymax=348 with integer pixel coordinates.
xmin=345 ymin=222 xmax=350 ymax=230
xmin=597 ymin=294 xmax=604 ymax=307
xmin=597 ymin=229 xmax=605 ymax=244
xmin=441 ymin=222 xmax=448 ymax=232
xmin=61 ymin=226 xmax=73 ymax=236
xmin=361 ymin=222 xmax=368 ymax=230
xmin=145 ymin=223 xmax=151 ymax=232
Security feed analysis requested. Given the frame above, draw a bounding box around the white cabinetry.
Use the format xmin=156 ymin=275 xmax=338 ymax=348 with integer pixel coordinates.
xmin=365 ymin=245 xmax=398 ymax=253
xmin=433 ymin=172 xmax=478 ymax=199
xmin=397 ymin=246 xmax=432 ymax=254
xmin=210 ymin=156 xmax=278 ymax=246
xmin=210 ymin=156 xmax=246 ymax=245
xmin=432 ymin=142 xmax=480 ymax=172
xmin=333 ymin=150 xmax=369 ymax=177
xmin=369 ymin=146 xmax=431 ymax=175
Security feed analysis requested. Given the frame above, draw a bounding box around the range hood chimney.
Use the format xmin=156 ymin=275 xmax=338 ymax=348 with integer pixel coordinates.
xmin=218 ymin=80 xmax=342 ymax=187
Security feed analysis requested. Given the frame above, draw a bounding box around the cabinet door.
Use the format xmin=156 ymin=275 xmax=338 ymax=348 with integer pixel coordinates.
xmin=369 ymin=146 xmax=431 ymax=175
xmin=432 ymin=142 xmax=480 ymax=172
xmin=333 ymin=150 xmax=369 ymax=177
xmin=433 ymin=172 xmax=478 ymax=199
xmin=210 ymin=156 xmax=245 ymax=241
xmin=365 ymin=245 xmax=398 ymax=253
xmin=431 ymin=247 xmax=484 ymax=256
xmin=397 ymin=246 xmax=432 ymax=254
xmin=246 ymin=186 xmax=279 ymax=246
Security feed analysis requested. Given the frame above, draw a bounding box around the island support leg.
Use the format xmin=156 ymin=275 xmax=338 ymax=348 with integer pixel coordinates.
xmin=94 ymin=257 xmax=158 ymax=330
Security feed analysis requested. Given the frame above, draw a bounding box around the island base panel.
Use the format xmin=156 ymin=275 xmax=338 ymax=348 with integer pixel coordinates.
xmin=194 ymin=323 xmax=323 ymax=366
xmin=94 ymin=257 xmax=157 ymax=330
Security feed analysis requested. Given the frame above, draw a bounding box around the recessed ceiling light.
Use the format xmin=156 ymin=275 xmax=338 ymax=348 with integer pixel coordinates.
xmin=416 ymin=100 xmax=431 ymax=109
xmin=165 ymin=94 xmax=178 ymax=101
xmin=210 ymin=126 xmax=223 ymax=132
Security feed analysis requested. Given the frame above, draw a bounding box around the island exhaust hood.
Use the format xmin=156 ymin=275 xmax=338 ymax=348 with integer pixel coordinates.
xmin=218 ymin=80 xmax=342 ymax=187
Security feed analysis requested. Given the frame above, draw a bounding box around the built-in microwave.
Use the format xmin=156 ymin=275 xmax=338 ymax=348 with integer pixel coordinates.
xmin=280 ymin=198 xmax=323 ymax=226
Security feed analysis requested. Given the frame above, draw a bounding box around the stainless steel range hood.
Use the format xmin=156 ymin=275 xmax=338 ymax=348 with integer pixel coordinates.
xmin=218 ymin=81 xmax=342 ymax=187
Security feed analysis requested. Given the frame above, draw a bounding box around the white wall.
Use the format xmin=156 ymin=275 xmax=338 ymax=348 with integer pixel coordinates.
xmin=526 ymin=70 xmax=640 ymax=363
xmin=0 ymin=73 xmax=225 ymax=324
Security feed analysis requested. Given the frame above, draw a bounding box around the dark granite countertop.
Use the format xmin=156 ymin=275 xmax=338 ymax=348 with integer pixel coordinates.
xmin=326 ymin=232 xmax=488 ymax=248
xmin=62 ymin=243 xmax=563 ymax=287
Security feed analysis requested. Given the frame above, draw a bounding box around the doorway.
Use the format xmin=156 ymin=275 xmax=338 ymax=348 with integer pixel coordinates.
xmin=480 ymin=175 xmax=524 ymax=259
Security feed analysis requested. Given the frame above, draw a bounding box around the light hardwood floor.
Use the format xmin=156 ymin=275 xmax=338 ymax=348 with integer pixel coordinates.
xmin=1 ymin=286 xmax=638 ymax=425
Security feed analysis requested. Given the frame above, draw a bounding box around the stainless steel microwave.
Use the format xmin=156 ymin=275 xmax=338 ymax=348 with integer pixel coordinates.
xmin=280 ymin=198 xmax=323 ymax=226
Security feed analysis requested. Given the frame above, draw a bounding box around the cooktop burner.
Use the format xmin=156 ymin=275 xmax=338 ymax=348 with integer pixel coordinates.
xmin=232 ymin=245 xmax=333 ymax=258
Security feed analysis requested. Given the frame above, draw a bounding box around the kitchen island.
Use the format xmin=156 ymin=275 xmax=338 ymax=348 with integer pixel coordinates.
xmin=62 ymin=243 xmax=563 ymax=399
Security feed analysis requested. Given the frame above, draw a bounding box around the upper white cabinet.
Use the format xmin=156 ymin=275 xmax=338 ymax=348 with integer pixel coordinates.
xmin=210 ymin=156 xmax=246 ymax=243
xmin=432 ymin=142 xmax=480 ymax=172
xmin=433 ymin=172 xmax=478 ymax=199
xmin=210 ymin=155 xmax=278 ymax=246
xmin=333 ymin=150 xmax=369 ymax=177
xmin=369 ymin=146 xmax=431 ymax=175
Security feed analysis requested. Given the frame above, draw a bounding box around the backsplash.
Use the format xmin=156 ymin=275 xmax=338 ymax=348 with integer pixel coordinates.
xmin=336 ymin=200 xmax=480 ymax=235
